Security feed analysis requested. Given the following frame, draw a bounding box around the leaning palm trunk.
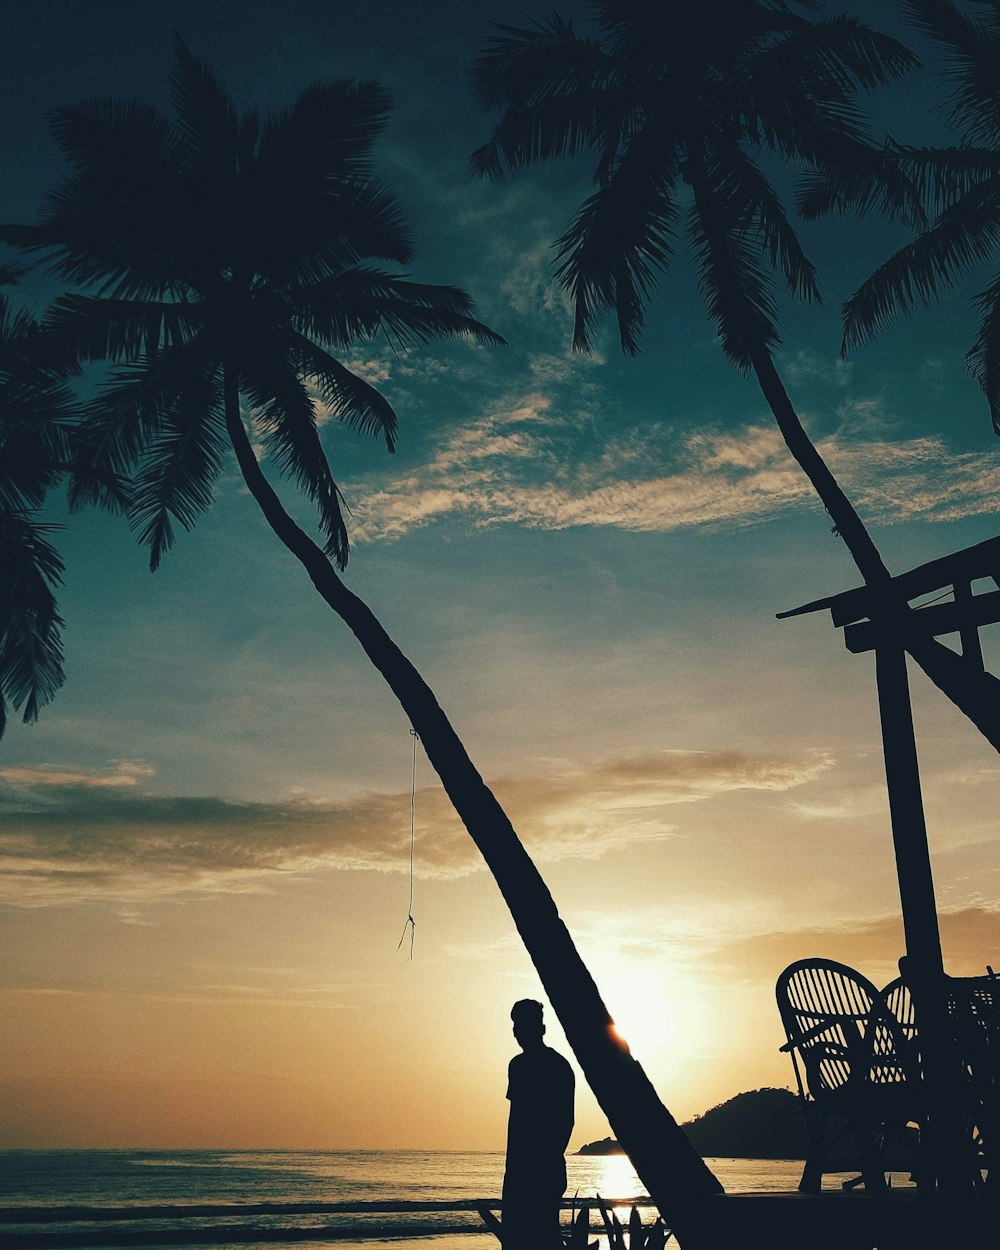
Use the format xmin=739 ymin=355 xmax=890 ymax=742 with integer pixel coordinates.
xmin=222 ymin=374 xmax=724 ymax=1231
xmin=747 ymin=347 xmax=890 ymax=584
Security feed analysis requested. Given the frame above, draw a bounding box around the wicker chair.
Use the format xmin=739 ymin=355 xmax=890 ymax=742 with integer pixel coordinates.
xmin=944 ymin=972 xmax=1000 ymax=1189
xmin=776 ymin=959 xmax=920 ymax=1193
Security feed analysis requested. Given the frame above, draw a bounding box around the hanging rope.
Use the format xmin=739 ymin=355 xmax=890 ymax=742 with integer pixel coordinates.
xmin=397 ymin=728 xmax=418 ymax=959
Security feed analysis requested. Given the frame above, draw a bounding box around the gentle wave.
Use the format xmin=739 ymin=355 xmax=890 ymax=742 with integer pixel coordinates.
xmin=0 ymin=1218 xmax=502 ymax=1247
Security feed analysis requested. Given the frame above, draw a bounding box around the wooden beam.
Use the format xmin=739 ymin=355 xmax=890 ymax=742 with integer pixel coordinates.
xmin=843 ymin=589 xmax=1000 ymax=654
xmin=778 ymin=533 xmax=1000 ymax=625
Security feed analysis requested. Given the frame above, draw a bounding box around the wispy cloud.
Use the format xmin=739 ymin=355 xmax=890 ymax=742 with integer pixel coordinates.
xmin=0 ymin=749 xmax=830 ymax=906
xmin=348 ymin=402 xmax=1000 ymax=544
xmin=782 ymin=348 xmax=853 ymax=389
xmin=0 ymin=761 xmax=154 ymax=789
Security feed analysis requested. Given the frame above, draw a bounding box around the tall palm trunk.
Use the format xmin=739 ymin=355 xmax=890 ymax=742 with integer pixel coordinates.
xmin=746 ymin=347 xmax=890 ymax=585
xmin=222 ymin=372 xmax=724 ymax=1232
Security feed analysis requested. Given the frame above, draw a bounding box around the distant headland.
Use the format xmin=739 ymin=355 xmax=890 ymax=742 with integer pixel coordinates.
xmin=576 ymin=1088 xmax=807 ymax=1160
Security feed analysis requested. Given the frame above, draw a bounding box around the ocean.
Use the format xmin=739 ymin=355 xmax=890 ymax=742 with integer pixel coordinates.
xmin=0 ymin=1150 xmax=814 ymax=1249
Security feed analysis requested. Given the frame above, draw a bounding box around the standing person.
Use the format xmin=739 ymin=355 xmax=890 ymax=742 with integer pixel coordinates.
xmin=502 ymin=998 xmax=575 ymax=1249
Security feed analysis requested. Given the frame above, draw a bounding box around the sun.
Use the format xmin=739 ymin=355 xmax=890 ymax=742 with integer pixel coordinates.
xmin=598 ymin=964 xmax=687 ymax=1060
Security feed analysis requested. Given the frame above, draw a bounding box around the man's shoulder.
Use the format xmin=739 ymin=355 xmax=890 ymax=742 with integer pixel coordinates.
xmin=509 ymin=1046 xmax=573 ymax=1077
xmin=542 ymin=1050 xmax=575 ymax=1070
xmin=544 ymin=1046 xmax=574 ymax=1079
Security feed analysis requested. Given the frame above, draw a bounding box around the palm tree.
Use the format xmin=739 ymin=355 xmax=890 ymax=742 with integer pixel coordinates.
xmin=0 ymin=266 xmax=83 ymax=738
xmin=0 ymin=38 xmax=724 ymax=1230
xmin=470 ymin=0 xmax=1000 ymax=755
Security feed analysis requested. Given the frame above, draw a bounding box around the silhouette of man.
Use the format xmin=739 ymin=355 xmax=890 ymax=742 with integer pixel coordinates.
xmin=502 ymin=998 xmax=574 ymax=1250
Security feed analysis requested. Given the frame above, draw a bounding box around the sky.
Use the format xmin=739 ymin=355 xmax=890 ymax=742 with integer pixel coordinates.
xmin=1 ymin=0 xmax=999 ymax=1152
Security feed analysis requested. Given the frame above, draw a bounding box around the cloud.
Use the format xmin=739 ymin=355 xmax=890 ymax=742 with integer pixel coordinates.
xmin=0 ymin=761 xmax=154 ymax=789
xmin=348 ymin=404 xmax=1000 ymax=545
xmin=0 ymin=749 xmax=830 ymax=906
xmin=782 ymin=348 xmax=853 ymax=389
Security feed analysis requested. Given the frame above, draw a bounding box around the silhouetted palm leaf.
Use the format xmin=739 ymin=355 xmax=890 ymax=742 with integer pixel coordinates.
xmin=966 ymin=270 xmax=1000 ymax=432
xmin=289 ymin=333 xmax=398 ymax=448
xmin=842 ymin=173 xmax=1000 ymax=351
xmin=903 ymin=0 xmax=1000 ymax=141
xmin=240 ymin=346 xmax=350 ymax=566
xmin=0 ymin=286 xmax=77 ymax=735
xmin=127 ymin=367 xmax=225 ymax=571
xmin=0 ymin=513 xmax=65 ymax=737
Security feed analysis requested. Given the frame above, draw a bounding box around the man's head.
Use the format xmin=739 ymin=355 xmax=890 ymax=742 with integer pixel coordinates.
xmin=511 ymin=998 xmax=545 ymax=1050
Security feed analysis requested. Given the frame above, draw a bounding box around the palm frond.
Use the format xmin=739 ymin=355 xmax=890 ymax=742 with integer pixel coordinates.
xmin=47 ymin=96 xmax=176 ymax=181
xmin=257 ymin=78 xmax=393 ymax=186
xmin=0 ymin=261 xmax=27 ymax=286
xmin=239 ymin=351 xmax=350 ymax=567
xmin=883 ymin=143 xmax=1000 ymax=211
xmin=9 ymin=46 xmax=504 ymax=574
xmin=797 ymin=141 xmax=955 ymax=228
xmin=842 ymin=175 xmax=1000 ymax=350
xmin=717 ymin=145 xmax=820 ymax=302
xmin=0 ymin=294 xmax=76 ymax=511
xmin=687 ymin=198 xmax=780 ymax=373
xmin=759 ymin=13 xmax=919 ymax=94
xmin=289 ymin=332 xmax=398 ymax=449
xmin=170 ymin=34 xmax=238 ymax=176
xmin=45 ymin=294 xmax=199 ymax=363
xmin=128 ymin=366 xmax=225 ymax=570
xmin=0 ymin=511 xmax=65 ymax=734
xmin=250 ymin=177 xmax=414 ymax=285
xmin=725 ymin=13 xmax=901 ymax=167
xmin=73 ymin=341 xmax=214 ymax=496
xmin=294 ymin=268 xmax=505 ymax=353
xmin=472 ymin=87 xmax=632 ymax=181
xmin=471 ymin=14 xmax=614 ymax=111
xmin=903 ymin=0 xmax=1000 ymax=143
xmin=965 ymin=270 xmax=1000 ymax=433
xmin=470 ymin=16 xmax=623 ymax=180
xmin=0 ymin=400 xmax=71 ymax=510
xmin=554 ymin=120 xmax=678 ymax=354
xmin=1 ymin=174 xmax=195 ymax=301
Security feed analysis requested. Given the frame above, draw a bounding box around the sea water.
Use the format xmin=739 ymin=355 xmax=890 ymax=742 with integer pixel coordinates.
xmin=0 ymin=1150 xmax=816 ymax=1249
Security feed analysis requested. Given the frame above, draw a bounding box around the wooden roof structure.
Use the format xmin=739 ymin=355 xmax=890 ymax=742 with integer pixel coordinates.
xmin=778 ymin=533 xmax=1000 ymax=1198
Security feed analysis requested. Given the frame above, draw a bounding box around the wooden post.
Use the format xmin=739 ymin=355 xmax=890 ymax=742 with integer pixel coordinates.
xmin=874 ymin=644 xmax=971 ymax=1196
xmin=955 ymin=579 xmax=985 ymax=672
xmin=874 ymin=643 xmax=942 ymax=975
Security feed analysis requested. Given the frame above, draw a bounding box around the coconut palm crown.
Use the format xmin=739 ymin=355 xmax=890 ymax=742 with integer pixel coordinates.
xmin=471 ymin=0 xmax=917 ymax=371
xmin=1 ymin=37 xmax=503 ymax=574
xmin=801 ymin=0 xmax=1000 ymax=435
